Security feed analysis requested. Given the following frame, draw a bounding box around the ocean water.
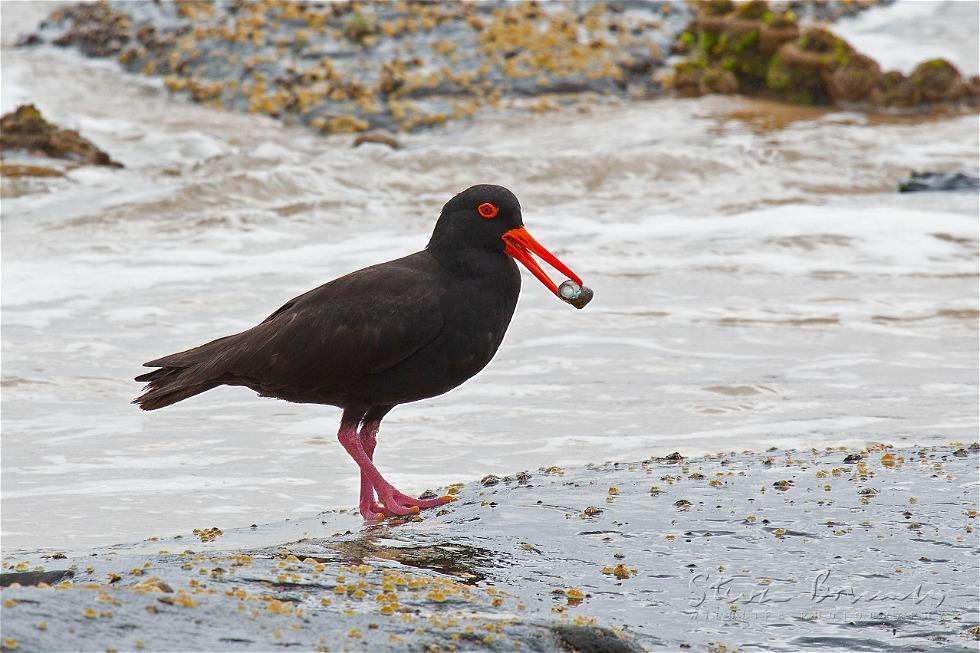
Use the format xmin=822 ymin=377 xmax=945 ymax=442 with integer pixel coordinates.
xmin=2 ymin=2 xmax=978 ymax=551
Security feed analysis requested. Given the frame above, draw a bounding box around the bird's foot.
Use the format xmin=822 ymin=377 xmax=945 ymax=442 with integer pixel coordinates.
xmin=358 ymin=497 xmax=388 ymax=521
xmin=397 ymin=491 xmax=455 ymax=510
xmin=364 ymin=486 xmax=454 ymax=518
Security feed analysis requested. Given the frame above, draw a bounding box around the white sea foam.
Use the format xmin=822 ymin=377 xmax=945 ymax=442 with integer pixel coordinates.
xmin=832 ymin=0 xmax=980 ymax=75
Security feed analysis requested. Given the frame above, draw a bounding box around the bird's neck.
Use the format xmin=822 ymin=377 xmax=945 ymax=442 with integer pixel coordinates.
xmin=426 ymin=243 xmax=516 ymax=280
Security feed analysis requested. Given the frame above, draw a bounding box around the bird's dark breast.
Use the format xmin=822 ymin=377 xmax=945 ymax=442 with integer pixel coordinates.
xmin=350 ymin=263 xmax=521 ymax=406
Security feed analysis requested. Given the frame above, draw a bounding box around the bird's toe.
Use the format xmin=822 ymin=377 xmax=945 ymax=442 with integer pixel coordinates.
xmin=376 ymin=492 xmax=418 ymax=516
xmin=359 ymin=499 xmax=388 ymax=521
xmin=411 ymin=494 xmax=454 ymax=509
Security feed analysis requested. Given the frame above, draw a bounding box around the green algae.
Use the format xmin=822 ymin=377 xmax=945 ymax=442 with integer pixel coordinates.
xmin=672 ymin=0 xmax=979 ymax=110
xmin=766 ymin=51 xmax=827 ymax=105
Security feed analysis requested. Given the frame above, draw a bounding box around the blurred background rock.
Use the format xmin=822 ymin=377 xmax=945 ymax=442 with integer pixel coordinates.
xmin=13 ymin=0 xmax=975 ymax=140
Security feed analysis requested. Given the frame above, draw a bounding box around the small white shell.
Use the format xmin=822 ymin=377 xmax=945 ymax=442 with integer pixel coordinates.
xmin=558 ymin=281 xmax=594 ymax=309
xmin=559 ymin=280 xmax=582 ymax=300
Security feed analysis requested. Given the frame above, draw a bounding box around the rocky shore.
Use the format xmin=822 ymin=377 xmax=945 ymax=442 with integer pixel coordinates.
xmin=2 ymin=444 xmax=977 ymax=652
xmin=0 ymin=104 xmax=121 ymax=179
xmin=16 ymin=0 xmax=953 ymax=138
xmin=672 ymin=0 xmax=979 ymax=109
xmin=22 ymin=1 xmax=692 ymax=135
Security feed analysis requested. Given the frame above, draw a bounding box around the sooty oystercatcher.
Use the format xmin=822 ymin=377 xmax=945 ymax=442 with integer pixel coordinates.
xmin=134 ymin=184 xmax=592 ymax=519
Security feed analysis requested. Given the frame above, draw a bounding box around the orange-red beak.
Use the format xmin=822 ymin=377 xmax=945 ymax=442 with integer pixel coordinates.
xmin=502 ymin=227 xmax=583 ymax=298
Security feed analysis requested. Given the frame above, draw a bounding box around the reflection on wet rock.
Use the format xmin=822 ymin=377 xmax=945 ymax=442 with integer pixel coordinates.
xmin=0 ymin=570 xmax=74 ymax=588
xmin=899 ymin=171 xmax=980 ymax=193
xmin=319 ymin=538 xmax=494 ymax=584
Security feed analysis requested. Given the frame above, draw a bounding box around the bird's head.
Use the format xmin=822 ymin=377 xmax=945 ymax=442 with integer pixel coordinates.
xmin=428 ymin=184 xmax=590 ymax=307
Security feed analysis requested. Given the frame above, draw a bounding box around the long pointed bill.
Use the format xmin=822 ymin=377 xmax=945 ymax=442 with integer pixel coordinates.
xmin=501 ymin=226 xmax=584 ymax=298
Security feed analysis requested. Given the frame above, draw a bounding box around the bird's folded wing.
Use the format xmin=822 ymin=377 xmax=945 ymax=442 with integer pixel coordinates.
xmin=200 ymin=259 xmax=445 ymax=393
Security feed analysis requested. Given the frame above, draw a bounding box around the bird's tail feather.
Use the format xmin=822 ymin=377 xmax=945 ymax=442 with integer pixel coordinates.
xmin=133 ymin=334 xmax=239 ymax=410
xmin=133 ymin=379 xmax=218 ymax=411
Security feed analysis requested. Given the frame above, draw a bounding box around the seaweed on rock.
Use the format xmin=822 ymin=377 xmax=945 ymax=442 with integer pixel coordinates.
xmin=24 ymin=1 xmax=691 ymax=134
xmin=0 ymin=104 xmax=121 ymax=174
xmin=672 ymin=0 xmax=980 ymax=111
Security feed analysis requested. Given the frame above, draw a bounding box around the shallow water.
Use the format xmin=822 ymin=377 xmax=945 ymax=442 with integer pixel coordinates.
xmin=2 ymin=2 xmax=978 ymax=552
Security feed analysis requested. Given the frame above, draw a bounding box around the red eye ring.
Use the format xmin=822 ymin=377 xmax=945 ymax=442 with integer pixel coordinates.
xmin=477 ymin=202 xmax=498 ymax=219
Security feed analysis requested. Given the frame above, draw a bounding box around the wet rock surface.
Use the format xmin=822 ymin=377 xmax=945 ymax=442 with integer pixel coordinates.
xmin=0 ymin=102 xmax=123 ymax=194
xmin=671 ymin=0 xmax=979 ymax=110
xmin=17 ymin=1 xmax=896 ymax=135
xmin=0 ymin=104 xmax=122 ymax=171
xmin=899 ymin=171 xmax=980 ymax=193
xmin=21 ymin=1 xmax=692 ymax=134
xmin=1 ymin=444 xmax=977 ymax=652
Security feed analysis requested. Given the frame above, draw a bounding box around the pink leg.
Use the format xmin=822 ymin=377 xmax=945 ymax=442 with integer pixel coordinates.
xmin=357 ymin=419 xmax=385 ymax=520
xmin=338 ymin=410 xmax=453 ymax=519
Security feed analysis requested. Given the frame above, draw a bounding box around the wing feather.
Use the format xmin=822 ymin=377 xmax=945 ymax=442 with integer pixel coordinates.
xmin=171 ymin=254 xmax=445 ymax=399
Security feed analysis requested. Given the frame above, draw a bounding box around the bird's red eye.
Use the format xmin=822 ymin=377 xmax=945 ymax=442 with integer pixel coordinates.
xmin=477 ymin=202 xmax=498 ymax=219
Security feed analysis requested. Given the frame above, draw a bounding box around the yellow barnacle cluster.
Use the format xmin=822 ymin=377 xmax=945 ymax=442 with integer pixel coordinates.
xmin=263 ymin=598 xmax=296 ymax=616
xmin=425 ymin=586 xmax=448 ymax=602
xmin=192 ymin=527 xmax=223 ymax=543
xmin=96 ymin=591 xmax=121 ymax=606
xmin=477 ymin=2 xmax=635 ymax=88
xmin=311 ymin=116 xmax=370 ymax=135
xmin=601 ymin=564 xmax=635 ymax=580
xmin=376 ymin=589 xmax=400 ymax=615
xmin=571 ymin=614 xmax=598 ymax=627
xmin=333 ymin=573 xmax=371 ymax=600
xmin=159 ymin=591 xmax=199 ymax=608
xmin=880 ymin=452 xmax=905 ymax=468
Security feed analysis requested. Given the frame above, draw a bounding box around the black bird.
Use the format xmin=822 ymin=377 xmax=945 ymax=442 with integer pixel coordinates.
xmin=135 ymin=184 xmax=590 ymax=519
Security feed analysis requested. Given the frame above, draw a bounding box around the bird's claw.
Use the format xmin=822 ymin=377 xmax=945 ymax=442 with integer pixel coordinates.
xmin=359 ymin=488 xmax=455 ymax=520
